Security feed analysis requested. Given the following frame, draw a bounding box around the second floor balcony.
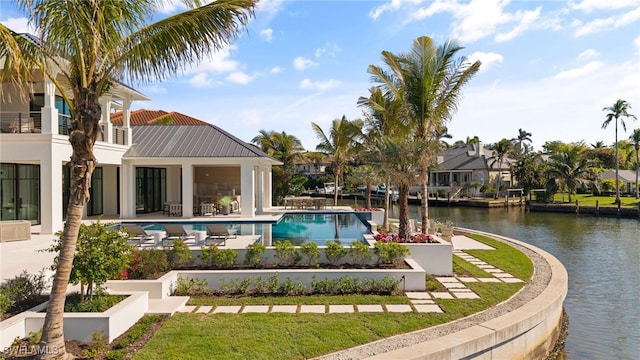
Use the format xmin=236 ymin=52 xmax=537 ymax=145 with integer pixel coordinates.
xmin=1 ymin=111 xmax=128 ymax=145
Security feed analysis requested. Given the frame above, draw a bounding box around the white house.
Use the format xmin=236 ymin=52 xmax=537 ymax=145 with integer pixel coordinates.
xmin=1 ymin=74 xmax=280 ymax=234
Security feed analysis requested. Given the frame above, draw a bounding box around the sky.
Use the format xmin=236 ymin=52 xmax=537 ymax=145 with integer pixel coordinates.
xmin=1 ymin=0 xmax=639 ymax=151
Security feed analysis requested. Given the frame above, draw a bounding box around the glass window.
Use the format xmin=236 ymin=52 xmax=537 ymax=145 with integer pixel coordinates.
xmin=0 ymin=163 xmax=40 ymax=224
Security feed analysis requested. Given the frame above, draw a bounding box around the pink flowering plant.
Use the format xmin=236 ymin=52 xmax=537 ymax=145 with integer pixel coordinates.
xmin=374 ymin=232 xmax=439 ymax=244
xmin=353 ymin=207 xmax=383 ymax=211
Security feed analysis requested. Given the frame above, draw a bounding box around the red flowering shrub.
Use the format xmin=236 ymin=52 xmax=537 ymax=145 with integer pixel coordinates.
xmin=354 ymin=207 xmax=383 ymax=211
xmin=374 ymin=232 xmax=438 ymax=244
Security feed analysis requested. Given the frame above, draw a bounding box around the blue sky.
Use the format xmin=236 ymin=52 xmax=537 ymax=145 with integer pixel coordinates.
xmin=2 ymin=0 xmax=639 ymax=151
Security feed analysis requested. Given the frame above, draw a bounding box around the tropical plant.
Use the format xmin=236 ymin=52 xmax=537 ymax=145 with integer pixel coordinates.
xmin=546 ymin=143 xmax=595 ymax=202
xmin=311 ymin=116 xmax=364 ymax=206
xmin=324 ymin=240 xmax=347 ymax=265
xmin=373 ymin=242 xmax=411 ymax=267
xmin=0 ymin=1 xmax=256 ymax=356
xmin=366 ymin=36 xmax=480 ymax=233
xmin=244 ymin=243 xmax=266 ymax=268
xmin=511 ymin=128 xmax=532 ymax=154
xmin=349 ymin=241 xmax=372 ymax=266
xmin=273 ymin=240 xmax=300 ymax=266
xmin=168 ymin=239 xmax=193 ymax=267
xmin=299 ymin=242 xmax=320 ymax=266
xmin=45 ymin=220 xmax=134 ymax=301
xmin=347 ymin=165 xmax=381 ymax=209
xmin=630 ymin=128 xmax=640 ymax=199
xmin=488 ymin=138 xmax=514 ymax=194
xmin=602 ymin=99 xmax=637 ymax=204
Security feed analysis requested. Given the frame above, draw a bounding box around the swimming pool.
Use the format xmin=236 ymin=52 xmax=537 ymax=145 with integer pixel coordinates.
xmin=120 ymin=212 xmax=371 ymax=245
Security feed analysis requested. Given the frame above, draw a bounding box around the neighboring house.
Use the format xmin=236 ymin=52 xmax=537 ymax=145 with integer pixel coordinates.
xmin=294 ymin=155 xmax=331 ymax=178
xmin=0 ymin=71 xmax=280 ymax=234
xmin=600 ymin=170 xmax=638 ymax=194
xmin=428 ymin=143 xmax=514 ymax=197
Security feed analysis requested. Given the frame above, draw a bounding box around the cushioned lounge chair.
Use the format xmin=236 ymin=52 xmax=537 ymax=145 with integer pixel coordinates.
xmin=204 ymin=224 xmax=237 ymax=246
xmin=162 ymin=224 xmax=196 ymax=247
xmin=123 ymin=225 xmax=155 ymax=246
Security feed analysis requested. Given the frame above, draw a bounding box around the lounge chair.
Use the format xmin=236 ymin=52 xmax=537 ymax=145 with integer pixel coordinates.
xmin=123 ymin=225 xmax=155 ymax=246
xmin=204 ymin=224 xmax=237 ymax=246
xmin=162 ymin=224 xmax=196 ymax=246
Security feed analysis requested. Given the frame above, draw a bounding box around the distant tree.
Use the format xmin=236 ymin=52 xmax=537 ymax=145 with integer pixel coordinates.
xmin=511 ymin=128 xmax=532 ymax=154
xmin=312 ymin=116 xmax=363 ymax=206
xmin=630 ymin=128 xmax=640 ymax=199
xmin=602 ymin=99 xmax=637 ymax=205
xmin=348 ymin=165 xmax=381 ymax=209
xmin=513 ymin=152 xmax=547 ymax=195
xmin=488 ymin=138 xmax=513 ymax=193
xmin=547 ymin=144 xmax=595 ymax=202
xmin=466 ymin=135 xmax=480 ymax=145
xmin=591 ymin=141 xmax=606 ymax=149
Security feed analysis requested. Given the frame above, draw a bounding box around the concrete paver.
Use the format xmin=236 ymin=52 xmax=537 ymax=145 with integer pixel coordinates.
xmin=195 ymin=306 xmax=212 ymax=314
xmin=177 ymin=305 xmax=196 ymax=313
xmin=501 ymin=277 xmax=524 ymax=283
xmin=413 ymin=304 xmax=443 ymax=313
xmin=442 ymin=282 xmax=466 ymax=289
xmin=477 ymin=278 xmax=501 ymax=283
xmin=430 ymin=292 xmax=454 ymax=299
xmin=356 ymin=305 xmax=384 ymax=313
xmin=212 ymin=305 xmax=241 ymax=314
xmin=453 ymin=292 xmax=480 ymax=299
xmin=329 ymin=305 xmax=354 ymax=313
xmin=300 ymin=305 xmax=326 ymax=314
xmin=271 ymin=305 xmax=298 ymax=313
xmin=457 ymin=277 xmax=478 ymax=282
xmin=405 ymin=292 xmax=431 ymax=299
xmin=242 ymin=305 xmax=270 ymax=313
xmin=385 ymin=304 xmax=413 ymax=313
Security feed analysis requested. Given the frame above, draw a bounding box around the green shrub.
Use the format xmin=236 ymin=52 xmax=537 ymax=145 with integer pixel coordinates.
xmin=300 ymin=242 xmax=320 ymax=266
xmin=200 ymin=244 xmax=238 ymax=269
xmin=64 ymin=291 xmax=126 ymax=312
xmin=334 ymin=276 xmax=362 ymax=294
xmin=128 ymin=249 xmax=169 ymax=279
xmin=83 ymin=331 xmax=107 ymax=358
xmin=0 ymin=292 xmax=15 ymax=314
xmin=168 ymin=239 xmax=193 ymax=267
xmin=349 ymin=242 xmax=372 ymax=266
xmin=219 ymin=278 xmax=252 ymax=295
xmin=363 ymin=276 xmax=401 ymax=294
xmin=374 ymin=242 xmax=410 ymax=267
xmin=105 ymin=350 xmax=126 ymax=360
xmin=325 ymin=240 xmax=347 ymax=265
xmin=274 ymin=240 xmax=300 ymax=266
xmin=173 ymin=276 xmax=210 ymax=296
xmin=311 ymin=276 xmax=334 ymax=294
xmin=0 ymin=270 xmax=46 ymax=305
xmin=277 ymin=277 xmax=307 ymax=296
xmin=244 ymin=243 xmax=266 ymax=268
xmin=112 ymin=315 xmax=162 ymax=349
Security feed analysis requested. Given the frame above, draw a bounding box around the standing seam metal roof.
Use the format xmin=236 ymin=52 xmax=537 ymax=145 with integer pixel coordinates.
xmin=122 ymin=124 xmax=276 ymax=160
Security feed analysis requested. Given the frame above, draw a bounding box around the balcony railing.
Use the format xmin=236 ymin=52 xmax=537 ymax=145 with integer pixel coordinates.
xmin=1 ymin=110 xmax=127 ymax=145
xmin=0 ymin=112 xmax=42 ymax=133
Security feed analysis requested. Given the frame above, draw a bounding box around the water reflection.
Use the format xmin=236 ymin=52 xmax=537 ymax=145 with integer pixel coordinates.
xmin=389 ymin=204 xmax=639 ymax=360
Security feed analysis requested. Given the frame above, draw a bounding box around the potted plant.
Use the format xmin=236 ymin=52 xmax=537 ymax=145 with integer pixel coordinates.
xmin=218 ymin=196 xmax=232 ymax=215
xmin=440 ymin=219 xmax=455 ymax=241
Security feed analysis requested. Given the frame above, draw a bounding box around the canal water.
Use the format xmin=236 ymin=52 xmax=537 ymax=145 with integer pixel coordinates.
xmin=387 ymin=205 xmax=639 ymax=360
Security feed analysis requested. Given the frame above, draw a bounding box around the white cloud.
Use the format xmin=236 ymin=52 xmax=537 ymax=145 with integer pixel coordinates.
xmin=185 ymin=45 xmax=239 ymax=74
xmin=315 ymin=42 xmax=341 ymax=58
xmin=574 ymin=6 xmax=640 ymax=36
xmin=369 ymin=0 xmax=418 ymax=20
xmin=225 ymin=71 xmax=253 ymax=84
xmin=141 ymin=84 xmax=167 ymax=94
xmin=552 ymin=61 xmax=604 ymax=80
xmin=578 ymin=49 xmax=600 ymax=61
xmin=468 ymin=52 xmax=503 ymax=72
xmin=156 ymin=0 xmax=187 ymax=14
xmin=256 ymin=0 xmax=288 ymax=15
xmin=260 ymin=28 xmax=274 ymax=42
xmin=293 ymin=57 xmax=318 ymax=71
xmin=495 ymin=7 xmax=542 ymax=42
xmin=1 ymin=17 xmax=33 ymax=33
xmin=188 ymin=73 xmax=214 ymax=88
xmin=635 ymin=35 xmax=640 ymax=55
xmin=299 ymin=78 xmax=341 ymax=91
xmin=569 ymin=0 xmax=640 ymax=13
xmin=270 ymin=66 xmax=284 ymax=74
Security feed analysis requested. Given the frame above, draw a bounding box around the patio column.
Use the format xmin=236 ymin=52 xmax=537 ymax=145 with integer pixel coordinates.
xmin=40 ymin=153 xmax=64 ymax=234
xmin=240 ymin=163 xmax=255 ymax=217
xmin=255 ymin=166 xmax=263 ymax=214
xmin=40 ymin=77 xmax=59 ymax=135
xmin=264 ymin=166 xmax=272 ymax=209
xmin=122 ymin=97 xmax=132 ymax=146
xmin=120 ymin=162 xmax=136 ymax=219
xmin=181 ymin=164 xmax=193 ymax=218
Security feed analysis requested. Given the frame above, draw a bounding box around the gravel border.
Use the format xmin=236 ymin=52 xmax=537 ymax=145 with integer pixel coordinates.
xmin=315 ymin=229 xmax=553 ymax=360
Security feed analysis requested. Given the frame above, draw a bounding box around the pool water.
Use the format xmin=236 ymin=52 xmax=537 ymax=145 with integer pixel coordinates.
xmin=120 ymin=212 xmax=371 ymax=245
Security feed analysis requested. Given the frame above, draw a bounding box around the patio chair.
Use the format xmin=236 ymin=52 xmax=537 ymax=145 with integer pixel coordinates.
xmin=162 ymin=224 xmax=196 ymax=247
xmin=204 ymin=224 xmax=236 ymax=246
xmin=123 ymin=225 xmax=155 ymax=246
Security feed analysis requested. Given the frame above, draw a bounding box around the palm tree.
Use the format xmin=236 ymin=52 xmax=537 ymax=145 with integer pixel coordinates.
xmin=512 ymin=128 xmax=532 ymax=154
xmin=311 ymin=116 xmax=363 ymax=206
xmin=0 ymin=1 xmax=256 ymax=358
xmin=547 ymin=144 xmax=595 ymax=202
xmin=488 ymin=138 xmax=513 ymax=194
xmin=367 ymin=36 xmax=480 ymax=232
xmin=602 ymin=99 xmax=637 ymax=205
xmin=251 ymin=130 xmax=305 ymax=202
xmin=348 ymin=165 xmax=380 ymax=209
xmin=630 ymin=128 xmax=640 ymax=199
xmin=591 ymin=141 xmax=606 ymax=149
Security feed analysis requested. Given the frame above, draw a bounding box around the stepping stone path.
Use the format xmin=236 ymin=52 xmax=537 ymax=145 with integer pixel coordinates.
xmin=177 ymin=250 xmax=523 ymax=315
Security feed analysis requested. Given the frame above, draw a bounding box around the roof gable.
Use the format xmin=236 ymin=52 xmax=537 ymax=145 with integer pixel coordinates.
xmin=110 ymin=109 xmax=207 ymax=126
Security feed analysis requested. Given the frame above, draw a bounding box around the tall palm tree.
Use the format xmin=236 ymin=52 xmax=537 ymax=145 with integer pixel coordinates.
xmin=547 ymin=144 xmax=595 ymax=203
xmin=488 ymin=138 xmax=513 ymax=194
xmin=512 ymin=128 xmax=532 ymax=154
xmin=630 ymin=128 xmax=640 ymax=199
xmin=0 ymin=1 xmax=256 ymax=358
xmin=311 ymin=116 xmax=363 ymax=206
xmin=348 ymin=165 xmax=380 ymax=209
xmin=367 ymin=36 xmax=480 ymax=232
xmin=602 ymin=99 xmax=637 ymax=205
xmin=591 ymin=141 xmax=606 ymax=149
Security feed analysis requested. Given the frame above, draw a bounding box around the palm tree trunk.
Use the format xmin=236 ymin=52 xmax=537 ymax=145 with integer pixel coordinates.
xmin=398 ymin=184 xmax=410 ymax=240
xmin=39 ymin=88 xmax=100 ymax=360
xmin=365 ymin=186 xmax=372 ymax=209
xmin=615 ymin=120 xmax=620 ymax=205
xmin=383 ymin=175 xmax=390 ymax=231
xmin=636 ymin=146 xmax=639 ymax=199
xmin=333 ymin=168 xmax=339 ymax=206
xmin=420 ymin=171 xmax=429 ymax=233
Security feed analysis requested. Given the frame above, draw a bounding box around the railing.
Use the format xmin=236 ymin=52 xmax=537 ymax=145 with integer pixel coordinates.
xmin=0 ymin=112 xmax=42 ymax=133
xmin=1 ymin=111 xmax=127 ymax=145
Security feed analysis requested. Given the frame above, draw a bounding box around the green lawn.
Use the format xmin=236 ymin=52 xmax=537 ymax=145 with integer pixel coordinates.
xmin=133 ymin=233 xmax=533 ymax=360
xmin=551 ymin=193 xmax=638 ymax=207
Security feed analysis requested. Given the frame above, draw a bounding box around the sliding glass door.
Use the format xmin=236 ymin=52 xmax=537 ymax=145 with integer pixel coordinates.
xmin=135 ymin=167 xmax=166 ymax=213
xmin=0 ymin=163 xmax=40 ymax=224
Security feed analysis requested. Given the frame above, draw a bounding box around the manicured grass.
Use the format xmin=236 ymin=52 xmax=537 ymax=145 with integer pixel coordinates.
xmin=551 ymin=193 xmax=638 ymax=207
xmin=464 ymin=234 xmax=534 ymax=280
xmin=134 ymin=234 xmax=534 ymax=359
xmin=453 ymin=255 xmax=492 ymax=278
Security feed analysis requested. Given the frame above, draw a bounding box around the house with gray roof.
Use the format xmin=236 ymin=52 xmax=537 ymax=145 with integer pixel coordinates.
xmin=428 ymin=143 xmax=515 ymax=197
xmin=600 ymin=170 xmax=639 ymax=194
